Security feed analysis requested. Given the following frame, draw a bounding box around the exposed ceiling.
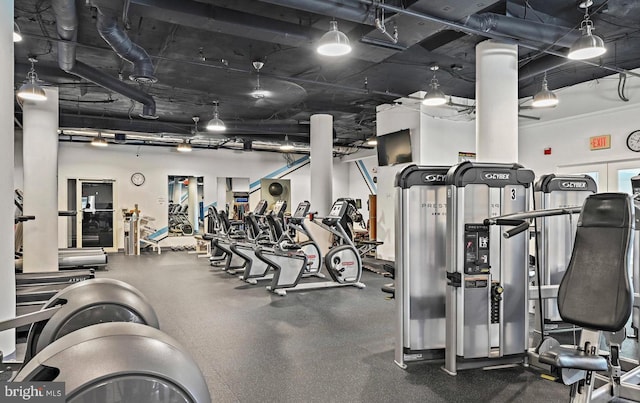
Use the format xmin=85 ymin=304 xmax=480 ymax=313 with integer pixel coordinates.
xmin=13 ymin=0 xmax=640 ymax=153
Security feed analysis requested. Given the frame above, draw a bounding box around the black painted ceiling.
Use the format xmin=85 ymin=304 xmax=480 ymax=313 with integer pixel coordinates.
xmin=13 ymin=0 xmax=640 ymax=152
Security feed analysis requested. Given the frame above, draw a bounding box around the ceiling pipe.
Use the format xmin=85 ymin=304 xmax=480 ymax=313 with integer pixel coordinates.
xmin=93 ymin=3 xmax=157 ymax=84
xmin=464 ymin=13 xmax=581 ymax=49
xmin=51 ymin=0 xmax=157 ymax=118
xmin=256 ymin=0 xmax=375 ymax=25
xmin=356 ymin=0 xmax=640 ymax=79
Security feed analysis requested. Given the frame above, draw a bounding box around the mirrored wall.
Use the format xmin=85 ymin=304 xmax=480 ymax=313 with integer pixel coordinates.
xmin=168 ymin=176 xmax=204 ymax=236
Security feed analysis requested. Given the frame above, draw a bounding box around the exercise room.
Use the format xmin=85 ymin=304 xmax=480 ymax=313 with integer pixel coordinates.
xmin=4 ymin=1 xmax=640 ymax=402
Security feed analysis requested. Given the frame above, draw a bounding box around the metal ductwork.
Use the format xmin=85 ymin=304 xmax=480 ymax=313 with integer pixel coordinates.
xmin=129 ymin=0 xmax=314 ymax=48
xmin=94 ymin=4 xmax=157 ymax=84
xmin=51 ymin=0 xmax=157 ymax=119
xmin=465 ymin=13 xmax=581 ymax=48
xmin=257 ymin=0 xmax=375 ymax=25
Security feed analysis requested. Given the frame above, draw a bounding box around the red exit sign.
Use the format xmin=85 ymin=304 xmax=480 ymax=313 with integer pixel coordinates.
xmin=590 ymin=135 xmax=611 ymax=150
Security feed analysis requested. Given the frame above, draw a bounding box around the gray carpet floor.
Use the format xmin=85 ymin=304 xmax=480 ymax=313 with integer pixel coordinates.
xmin=97 ymin=251 xmax=569 ymax=403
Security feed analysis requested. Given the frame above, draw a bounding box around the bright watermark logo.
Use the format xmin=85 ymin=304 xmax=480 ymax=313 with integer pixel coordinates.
xmin=2 ymin=383 xmax=64 ymax=402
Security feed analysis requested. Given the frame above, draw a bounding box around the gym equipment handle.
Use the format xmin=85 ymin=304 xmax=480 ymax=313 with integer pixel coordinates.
xmin=483 ymin=218 xmax=529 ymax=239
xmin=503 ymin=221 xmax=530 ymax=239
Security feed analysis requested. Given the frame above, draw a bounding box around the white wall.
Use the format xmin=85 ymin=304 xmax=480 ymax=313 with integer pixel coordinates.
xmin=14 ymin=138 xmax=364 ymax=250
xmin=53 ymin=143 xmax=311 ymax=249
xmin=519 ymin=68 xmax=640 ymax=177
xmin=375 ymin=95 xmax=476 ymax=261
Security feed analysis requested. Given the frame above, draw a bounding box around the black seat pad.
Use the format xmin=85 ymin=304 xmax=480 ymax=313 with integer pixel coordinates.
xmin=381 ymin=283 xmax=395 ymax=296
xmin=558 ymin=193 xmax=633 ymax=332
xmin=539 ymin=345 xmax=608 ymax=372
xmin=280 ymin=241 xmax=300 ymax=250
xmin=202 ymin=233 xmax=215 ymax=241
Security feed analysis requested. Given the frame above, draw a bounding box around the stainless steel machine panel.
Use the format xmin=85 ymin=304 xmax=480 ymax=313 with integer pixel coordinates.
xmin=499 ymin=185 xmax=528 ymax=356
xmin=404 ymin=185 xmax=447 ymax=351
xmin=394 ymin=165 xmax=450 ymax=367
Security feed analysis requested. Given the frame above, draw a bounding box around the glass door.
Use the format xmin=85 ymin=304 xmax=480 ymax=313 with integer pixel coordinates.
xmin=76 ymin=180 xmax=116 ymax=252
xmin=607 ymin=161 xmax=640 ymax=195
xmin=557 ymin=160 xmax=640 ymax=193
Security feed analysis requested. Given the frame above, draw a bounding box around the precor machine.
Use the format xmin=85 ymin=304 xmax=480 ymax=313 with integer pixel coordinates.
xmin=443 ymin=162 xmax=535 ymax=375
xmin=1 ymin=278 xmax=211 ymax=402
xmin=533 ymin=174 xmax=596 ymax=332
xmin=14 ymin=190 xmax=108 ymax=271
xmin=394 ymin=165 xmax=450 ymax=368
xmin=211 ymin=200 xmax=269 ymax=274
xmin=261 ymin=199 xmax=366 ymax=296
xmin=238 ymin=201 xmax=321 ymax=284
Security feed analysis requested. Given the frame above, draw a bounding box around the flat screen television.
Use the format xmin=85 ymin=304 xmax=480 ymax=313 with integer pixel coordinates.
xmin=376 ymin=129 xmax=413 ymax=166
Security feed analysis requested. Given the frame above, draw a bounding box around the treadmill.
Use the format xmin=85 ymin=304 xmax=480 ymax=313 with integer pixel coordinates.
xmin=14 ymin=190 xmax=108 ymax=271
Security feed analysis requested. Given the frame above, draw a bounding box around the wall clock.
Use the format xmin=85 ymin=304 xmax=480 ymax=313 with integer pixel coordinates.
xmin=627 ymin=130 xmax=640 ymax=152
xmin=131 ymin=172 xmax=146 ymax=186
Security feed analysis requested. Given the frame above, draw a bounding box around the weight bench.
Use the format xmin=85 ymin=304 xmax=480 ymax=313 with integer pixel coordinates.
xmin=538 ymin=193 xmax=637 ymax=402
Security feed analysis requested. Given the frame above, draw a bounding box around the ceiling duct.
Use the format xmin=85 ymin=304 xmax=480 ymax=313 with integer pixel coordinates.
xmin=129 ymin=0 xmax=314 ymax=47
xmin=94 ymin=4 xmax=157 ymax=84
xmin=257 ymin=0 xmax=376 ymax=25
xmin=51 ymin=0 xmax=157 ymax=119
xmin=464 ymin=13 xmax=581 ymax=48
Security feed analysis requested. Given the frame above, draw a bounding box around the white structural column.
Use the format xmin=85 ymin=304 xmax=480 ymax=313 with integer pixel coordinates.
xmin=173 ymin=178 xmax=182 ymax=204
xmin=188 ymin=177 xmax=198 ymax=232
xmin=475 ymin=40 xmax=519 ymax=162
xmin=0 ymin=0 xmax=16 ymax=358
xmin=310 ymin=114 xmax=333 ymax=216
xmin=22 ymin=88 xmax=60 ymax=272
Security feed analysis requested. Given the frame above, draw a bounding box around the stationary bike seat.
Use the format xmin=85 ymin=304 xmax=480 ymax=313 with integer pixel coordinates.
xmin=280 ymin=241 xmax=300 ymax=250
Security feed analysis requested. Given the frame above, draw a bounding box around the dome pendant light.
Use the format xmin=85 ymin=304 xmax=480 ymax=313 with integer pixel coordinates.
xmin=422 ymin=65 xmax=447 ymax=106
xmin=17 ymin=58 xmax=47 ymax=101
xmin=206 ymin=101 xmax=226 ymax=132
xmin=317 ymin=20 xmax=352 ymax=57
xmin=532 ymin=72 xmax=559 ymax=108
xmin=568 ymin=8 xmax=606 ymax=60
xmin=13 ymin=22 xmax=22 ymax=42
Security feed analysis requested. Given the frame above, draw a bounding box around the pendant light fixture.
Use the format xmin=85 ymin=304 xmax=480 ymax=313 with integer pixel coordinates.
xmin=251 ymin=60 xmax=270 ymax=99
xmin=206 ymin=101 xmax=226 ymax=132
xmin=280 ymin=135 xmax=294 ymax=151
xmin=567 ymin=6 xmax=606 ymax=60
xmin=17 ymin=58 xmax=47 ymax=101
xmin=91 ymin=132 xmax=108 ymax=147
xmin=532 ymin=72 xmax=559 ymax=108
xmin=13 ymin=22 xmax=22 ymax=42
xmin=422 ymin=65 xmax=447 ymax=106
xmin=177 ymin=140 xmax=192 ymax=152
xmin=317 ymin=20 xmax=352 ymax=57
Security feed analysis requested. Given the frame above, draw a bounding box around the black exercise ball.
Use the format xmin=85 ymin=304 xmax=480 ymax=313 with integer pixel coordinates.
xmin=268 ymin=182 xmax=284 ymax=196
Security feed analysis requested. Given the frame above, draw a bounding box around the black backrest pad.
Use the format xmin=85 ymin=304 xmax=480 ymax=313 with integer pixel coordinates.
xmin=558 ymin=193 xmax=634 ymax=332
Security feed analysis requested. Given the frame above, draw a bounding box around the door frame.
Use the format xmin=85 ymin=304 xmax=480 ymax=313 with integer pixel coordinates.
xmin=74 ymin=178 xmax=117 ymax=252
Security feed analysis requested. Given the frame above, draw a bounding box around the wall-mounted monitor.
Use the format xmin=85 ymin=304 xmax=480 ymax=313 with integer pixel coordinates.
xmin=376 ymin=129 xmax=413 ymax=166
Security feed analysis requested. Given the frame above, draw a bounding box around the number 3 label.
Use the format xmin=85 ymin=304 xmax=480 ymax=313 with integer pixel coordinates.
xmin=510 ymin=189 xmax=516 ymax=200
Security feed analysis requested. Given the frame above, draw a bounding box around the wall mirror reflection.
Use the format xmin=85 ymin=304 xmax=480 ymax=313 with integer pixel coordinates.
xmin=216 ymin=177 xmax=250 ymax=220
xmin=168 ymin=176 xmax=204 ymax=236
